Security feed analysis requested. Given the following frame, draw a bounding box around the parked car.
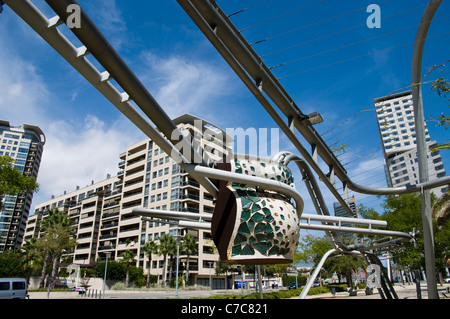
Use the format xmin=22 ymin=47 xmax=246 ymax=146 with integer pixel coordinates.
xmin=288 ymin=282 xmax=298 ymax=290
xmin=0 ymin=278 xmax=28 ymax=299
xmin=73 ymin=286 xmax=86 ymax=294
xmin=313 ymin=281 xmax=321 ymax=287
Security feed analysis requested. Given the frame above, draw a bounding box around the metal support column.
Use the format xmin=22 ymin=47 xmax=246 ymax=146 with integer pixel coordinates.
xmin=299 ymin=249 xmax=336 ymax=299
xmin=411 ymin=0 xmax=443 ymax=299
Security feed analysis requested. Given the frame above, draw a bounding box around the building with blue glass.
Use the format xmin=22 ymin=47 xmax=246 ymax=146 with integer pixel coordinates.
xmin=0 ymin=120 xmax=45 ymax=252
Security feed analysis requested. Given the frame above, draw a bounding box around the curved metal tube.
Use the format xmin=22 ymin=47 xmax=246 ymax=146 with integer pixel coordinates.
xmin=274 ymin=151 xmax=412 ymax=251
xmin=410 ymin=0 xmax=443 ymax=300
xmin=183 ymin=163 xmax=304 ymax=218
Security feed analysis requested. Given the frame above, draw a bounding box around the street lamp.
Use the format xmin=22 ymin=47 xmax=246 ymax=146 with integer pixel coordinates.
xmin=173 ymin=227 xmax=181 ymax=298
xmin=298 ymin=111 xmax=323 ymax=126
xmin=208 ymin=261 xmax=213 ymax=295
xmin=102 ymin=252 xmax=111 ymax=299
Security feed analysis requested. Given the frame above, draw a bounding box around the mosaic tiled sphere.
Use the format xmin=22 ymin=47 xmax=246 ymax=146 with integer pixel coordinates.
xmin=212 ymin=154 xmax=301 ymax=265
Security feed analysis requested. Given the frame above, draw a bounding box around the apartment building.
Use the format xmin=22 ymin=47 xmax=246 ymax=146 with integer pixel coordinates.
xmin=374 ymin=91 xmax=447 ymax=197
xmin=24 ymin=114 xmax=234 ymax=288
xmin=333 ymin=198 xmax=358 ymax=243
xmin=0 ymin=121 xmax=45 ymax=252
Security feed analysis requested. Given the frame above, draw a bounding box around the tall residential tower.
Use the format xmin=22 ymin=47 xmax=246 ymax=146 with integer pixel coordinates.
xmin=374 ymin=91 xmax=446 ymax=197
xmin=0 ymin=121 xmax=45 ymax=252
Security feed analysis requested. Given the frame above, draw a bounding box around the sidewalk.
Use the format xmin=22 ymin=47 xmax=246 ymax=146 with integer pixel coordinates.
xmin=305 ymin=282 xmax=450 ymax=299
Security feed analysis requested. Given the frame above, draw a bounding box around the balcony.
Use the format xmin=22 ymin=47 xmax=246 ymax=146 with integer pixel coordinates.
xmin=179 ymin=193 xmax=200 ymax=203
xmin=101 ymin=222 xmax=119 ymax=229
xmin=180 ymin=179 xmax=200 ymax=189
xmin=98 ymin=245 xmax=116 ymax=251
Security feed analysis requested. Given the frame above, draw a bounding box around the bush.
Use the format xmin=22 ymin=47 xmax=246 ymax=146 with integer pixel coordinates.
xmin=0 ymin=252 xmax=28 ymax=278
xmin=169 ymin=275 xmax=184 ymax=288
xmin=195 ymin=284 xmax=341 ymax=300
xmin=327 ymin=284 xmax=348 ymax=292
xmin=111 ymin=282 xmax=127 ymax=290
xmin=94 ymin=261 xmax=125 ymax=280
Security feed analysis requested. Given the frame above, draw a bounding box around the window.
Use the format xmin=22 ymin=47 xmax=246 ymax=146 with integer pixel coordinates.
xmin=0 ymin=282 xmax=10 ymax=290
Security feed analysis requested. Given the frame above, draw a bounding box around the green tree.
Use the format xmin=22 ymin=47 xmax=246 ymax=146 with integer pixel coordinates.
xmin=428 ymin=62 xmax=449 ymax=129
xmin=120 ymin=250 xmax=136 ymax=288
xmin=20 ymin=238 xmax=41 ymax=285
xmin=35 ymin=223 xmax=77 ymax=289
xmin=142 ymin=241 xmax=158 ymax=287
xmin=181 ymin=234 xmax=198 ymax=286
xmin=0 ymin=155 xmax=39 ymax=209
xmin=158 ymin=234 xmax=177 ymax=287
xmin=297 ymin=235 xmax=333 ymax=266
xmin=0 ymin=251 xmax=28 ymax=278
xmin=361 ymin=193 xmax=450 ymax=282
xmin=378 ymin=194 xmax=426 ymax=272
xmin=297 ymin=235 xmax=366 ymax=287
xmin=35 ymin=208 xmax=76 ymax=289
xmin=328 ymin=255 xmax=365 ymax=287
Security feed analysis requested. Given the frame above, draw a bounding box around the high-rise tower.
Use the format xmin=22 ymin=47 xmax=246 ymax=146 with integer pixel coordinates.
xmin=0 ymin=121 xmax=45 ymax=252
xmin=374 ymin=91 xmax=446 ymax=197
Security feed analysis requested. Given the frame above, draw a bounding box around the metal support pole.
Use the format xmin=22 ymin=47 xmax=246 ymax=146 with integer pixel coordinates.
xmin=102 ymin=252 xmax=110 ymax=299
xmin=411 ymin=0 xmax=442 ymax=299
xmin=175 ymin=229 xmax=181 ymax=299
xmin=299 ymin=249 xmax=336 ymax=299
xmin=257 ymin=265 xmax=263 ymax=299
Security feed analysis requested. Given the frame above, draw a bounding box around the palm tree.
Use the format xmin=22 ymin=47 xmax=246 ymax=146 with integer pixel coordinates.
xmin=20 ymin=238 xmax=40 ymax=286
xmin=142 ymin=241 xmax=158 ymax=287
xmin=37 ymin=208 xmax=75 ymax=289
xmin=120 ymin=250 xmax=136 ymax=288
xmin=158 ymin=234 xmax=177 ymax=287
xmin=181 ymin=234 xmax=198 ymax=286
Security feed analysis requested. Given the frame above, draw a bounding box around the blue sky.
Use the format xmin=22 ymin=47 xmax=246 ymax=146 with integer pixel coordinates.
xmin=1 ymin=0 xmax=449 ymax=226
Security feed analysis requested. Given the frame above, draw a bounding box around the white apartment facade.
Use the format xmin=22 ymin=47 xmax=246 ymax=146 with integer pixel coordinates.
xmin=374 ymin=91 xmax=447 ymax=197
xmin=24 ymin=114 xmax=235 ymax=288
xmin=0 ymin=121 xmax=45 ymax=252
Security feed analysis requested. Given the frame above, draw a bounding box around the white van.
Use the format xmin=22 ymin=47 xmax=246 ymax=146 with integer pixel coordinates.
xmin=0 ymin=278 xmax=28 ymax=299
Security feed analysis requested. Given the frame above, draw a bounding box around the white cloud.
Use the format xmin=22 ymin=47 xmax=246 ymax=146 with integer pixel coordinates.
xmin=0 ymin=53 xmax=50 ymax=125
xmin=35 ymin=116 xmax=139 ymax=202
xmin=139 ymin=53 xmax=233 ymax=120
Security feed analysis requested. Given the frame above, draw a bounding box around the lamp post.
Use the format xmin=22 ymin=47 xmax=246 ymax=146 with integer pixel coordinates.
xmin=174 ymin=228 xmax=181 ymax=298
xmin=208 ymin=261 xmax=213 ymax=295
xmin=102 ymin=252 xmax=111 ymax=299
